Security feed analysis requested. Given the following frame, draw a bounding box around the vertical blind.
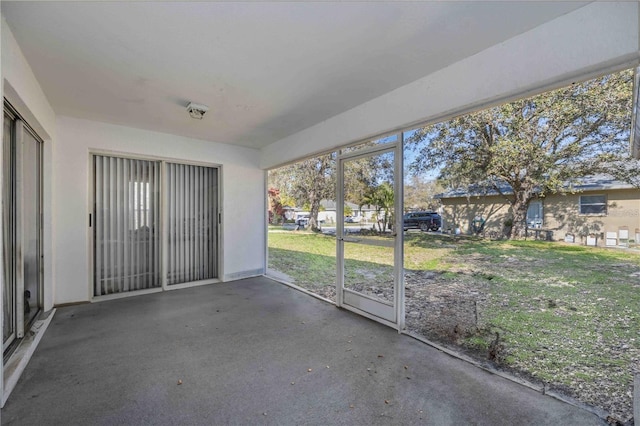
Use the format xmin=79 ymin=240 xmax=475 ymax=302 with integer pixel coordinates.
xmin=93 ymin=156 xmax=161 ymax=296
xmin=93 ymin=155 xmax=219 ymax=296
xmin=166 ymin=163 xmax=218 ymax=285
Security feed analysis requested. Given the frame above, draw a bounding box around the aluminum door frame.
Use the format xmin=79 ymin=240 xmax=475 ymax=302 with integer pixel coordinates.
xmin=336 ymin=136 xmax=405 ymax=331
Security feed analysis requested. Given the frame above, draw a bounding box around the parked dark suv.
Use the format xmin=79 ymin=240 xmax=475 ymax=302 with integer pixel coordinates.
xmin=403 ymin=211 xmax=442 ymax=232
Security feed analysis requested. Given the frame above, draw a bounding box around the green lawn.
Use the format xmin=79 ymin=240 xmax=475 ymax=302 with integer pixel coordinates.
xmin=268 ymin=230 xmax=640 ymax=421
xmin=267 ymin=231 xmax=338 ymax=299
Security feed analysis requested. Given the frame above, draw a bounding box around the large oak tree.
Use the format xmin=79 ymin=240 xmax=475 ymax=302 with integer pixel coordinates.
xmin=406 ymin=69 xmax=636 ymax=238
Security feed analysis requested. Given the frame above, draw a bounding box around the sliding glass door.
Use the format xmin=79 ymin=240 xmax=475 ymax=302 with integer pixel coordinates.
xmin=3 ymin=103 xmax=44 ymax=351
xmin=92 ymin=155 xmax=219 ymax=297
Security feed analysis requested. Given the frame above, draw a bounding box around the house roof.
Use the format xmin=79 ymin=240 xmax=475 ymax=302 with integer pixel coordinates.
xmin=320 ymin=200 xmax=358 ymax=211
xmin=435 ymin=174 xmax=638 ymax=200
xmin=323 ymin=200 xmax=378 ymax=212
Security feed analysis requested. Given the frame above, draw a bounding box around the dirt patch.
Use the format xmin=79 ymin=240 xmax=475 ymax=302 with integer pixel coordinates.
xmin=405 ymin=270 xmax=490 ymax=343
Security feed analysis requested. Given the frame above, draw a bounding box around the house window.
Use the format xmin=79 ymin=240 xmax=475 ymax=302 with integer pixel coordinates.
xmin=526 ymin=201 xmax=543 ymax=228
xmin=579 ymin=195 xmax=607 ymax=215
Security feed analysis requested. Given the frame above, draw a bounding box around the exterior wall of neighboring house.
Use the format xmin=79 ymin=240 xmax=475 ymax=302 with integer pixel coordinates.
xmin=439 ymin=196 xmax=510 ymax=235
xmin=541 ymin=189 xmax=640 ymax=242
xmin=439 ymin=187 xmax=640 ymax=245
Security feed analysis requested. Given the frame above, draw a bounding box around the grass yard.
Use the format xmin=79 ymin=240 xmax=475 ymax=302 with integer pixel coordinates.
xmin=268 ymin=229 xmax=640 ymax=422
xmin=267 ymin=230 xmax=338 ymax=300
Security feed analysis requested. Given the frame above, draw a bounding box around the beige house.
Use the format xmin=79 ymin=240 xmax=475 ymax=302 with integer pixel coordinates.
xmin=437 ymin=175 xmax=640 ymax=246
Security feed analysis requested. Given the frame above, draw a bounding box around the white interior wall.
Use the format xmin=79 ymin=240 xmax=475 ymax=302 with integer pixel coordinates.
xmin=2 ymin=18 xmax=56 ymax=312
xmin=1 ymin=18 xmax=55 ymax=139
xmin=261 ymin=2 xmax=640 ymax=169
xmin=54 ymin=116 xmax=264 ymax=305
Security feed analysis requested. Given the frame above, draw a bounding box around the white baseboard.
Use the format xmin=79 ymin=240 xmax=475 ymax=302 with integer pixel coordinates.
xmin=223 ymin=268 xmax=265 ymax=282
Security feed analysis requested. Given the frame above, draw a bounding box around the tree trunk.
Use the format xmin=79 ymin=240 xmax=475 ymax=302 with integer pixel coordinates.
xmin=309 ymin=197 xmax=321 ymax=231
xmin=509 ymin=197 xmax=529 ymax=239
xmin=376 ymin=209 xmax=384 ymax=232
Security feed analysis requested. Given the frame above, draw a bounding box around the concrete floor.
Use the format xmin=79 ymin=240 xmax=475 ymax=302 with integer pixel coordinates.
xmin=2 ymin=277 xmax=603 ymax=425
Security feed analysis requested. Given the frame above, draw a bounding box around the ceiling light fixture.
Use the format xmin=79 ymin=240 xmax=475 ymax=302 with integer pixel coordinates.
xmin=186 ymin=102 xmax=209 ymax=120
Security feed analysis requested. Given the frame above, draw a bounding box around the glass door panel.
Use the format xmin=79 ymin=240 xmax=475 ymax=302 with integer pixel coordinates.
xmin=21 ymin=127 xmax=42 ymax=326
xmin=3 ymin=113 xmax=16 ymax=349
xmin=166 ymin=163 xmax=219 ymax=285
xmin=338 ymin=144 xmax=400 ymax=324
xmin=93 ymin=156 xmax=161 ymax=296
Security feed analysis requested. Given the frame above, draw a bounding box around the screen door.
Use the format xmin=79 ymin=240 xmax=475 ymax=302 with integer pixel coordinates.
xmin=337 ymin=141 xmax=403 ymax=326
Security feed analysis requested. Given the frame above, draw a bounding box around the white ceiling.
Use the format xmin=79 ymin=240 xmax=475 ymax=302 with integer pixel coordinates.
xmin=2 ymin=1 xmax=587 ymax=149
